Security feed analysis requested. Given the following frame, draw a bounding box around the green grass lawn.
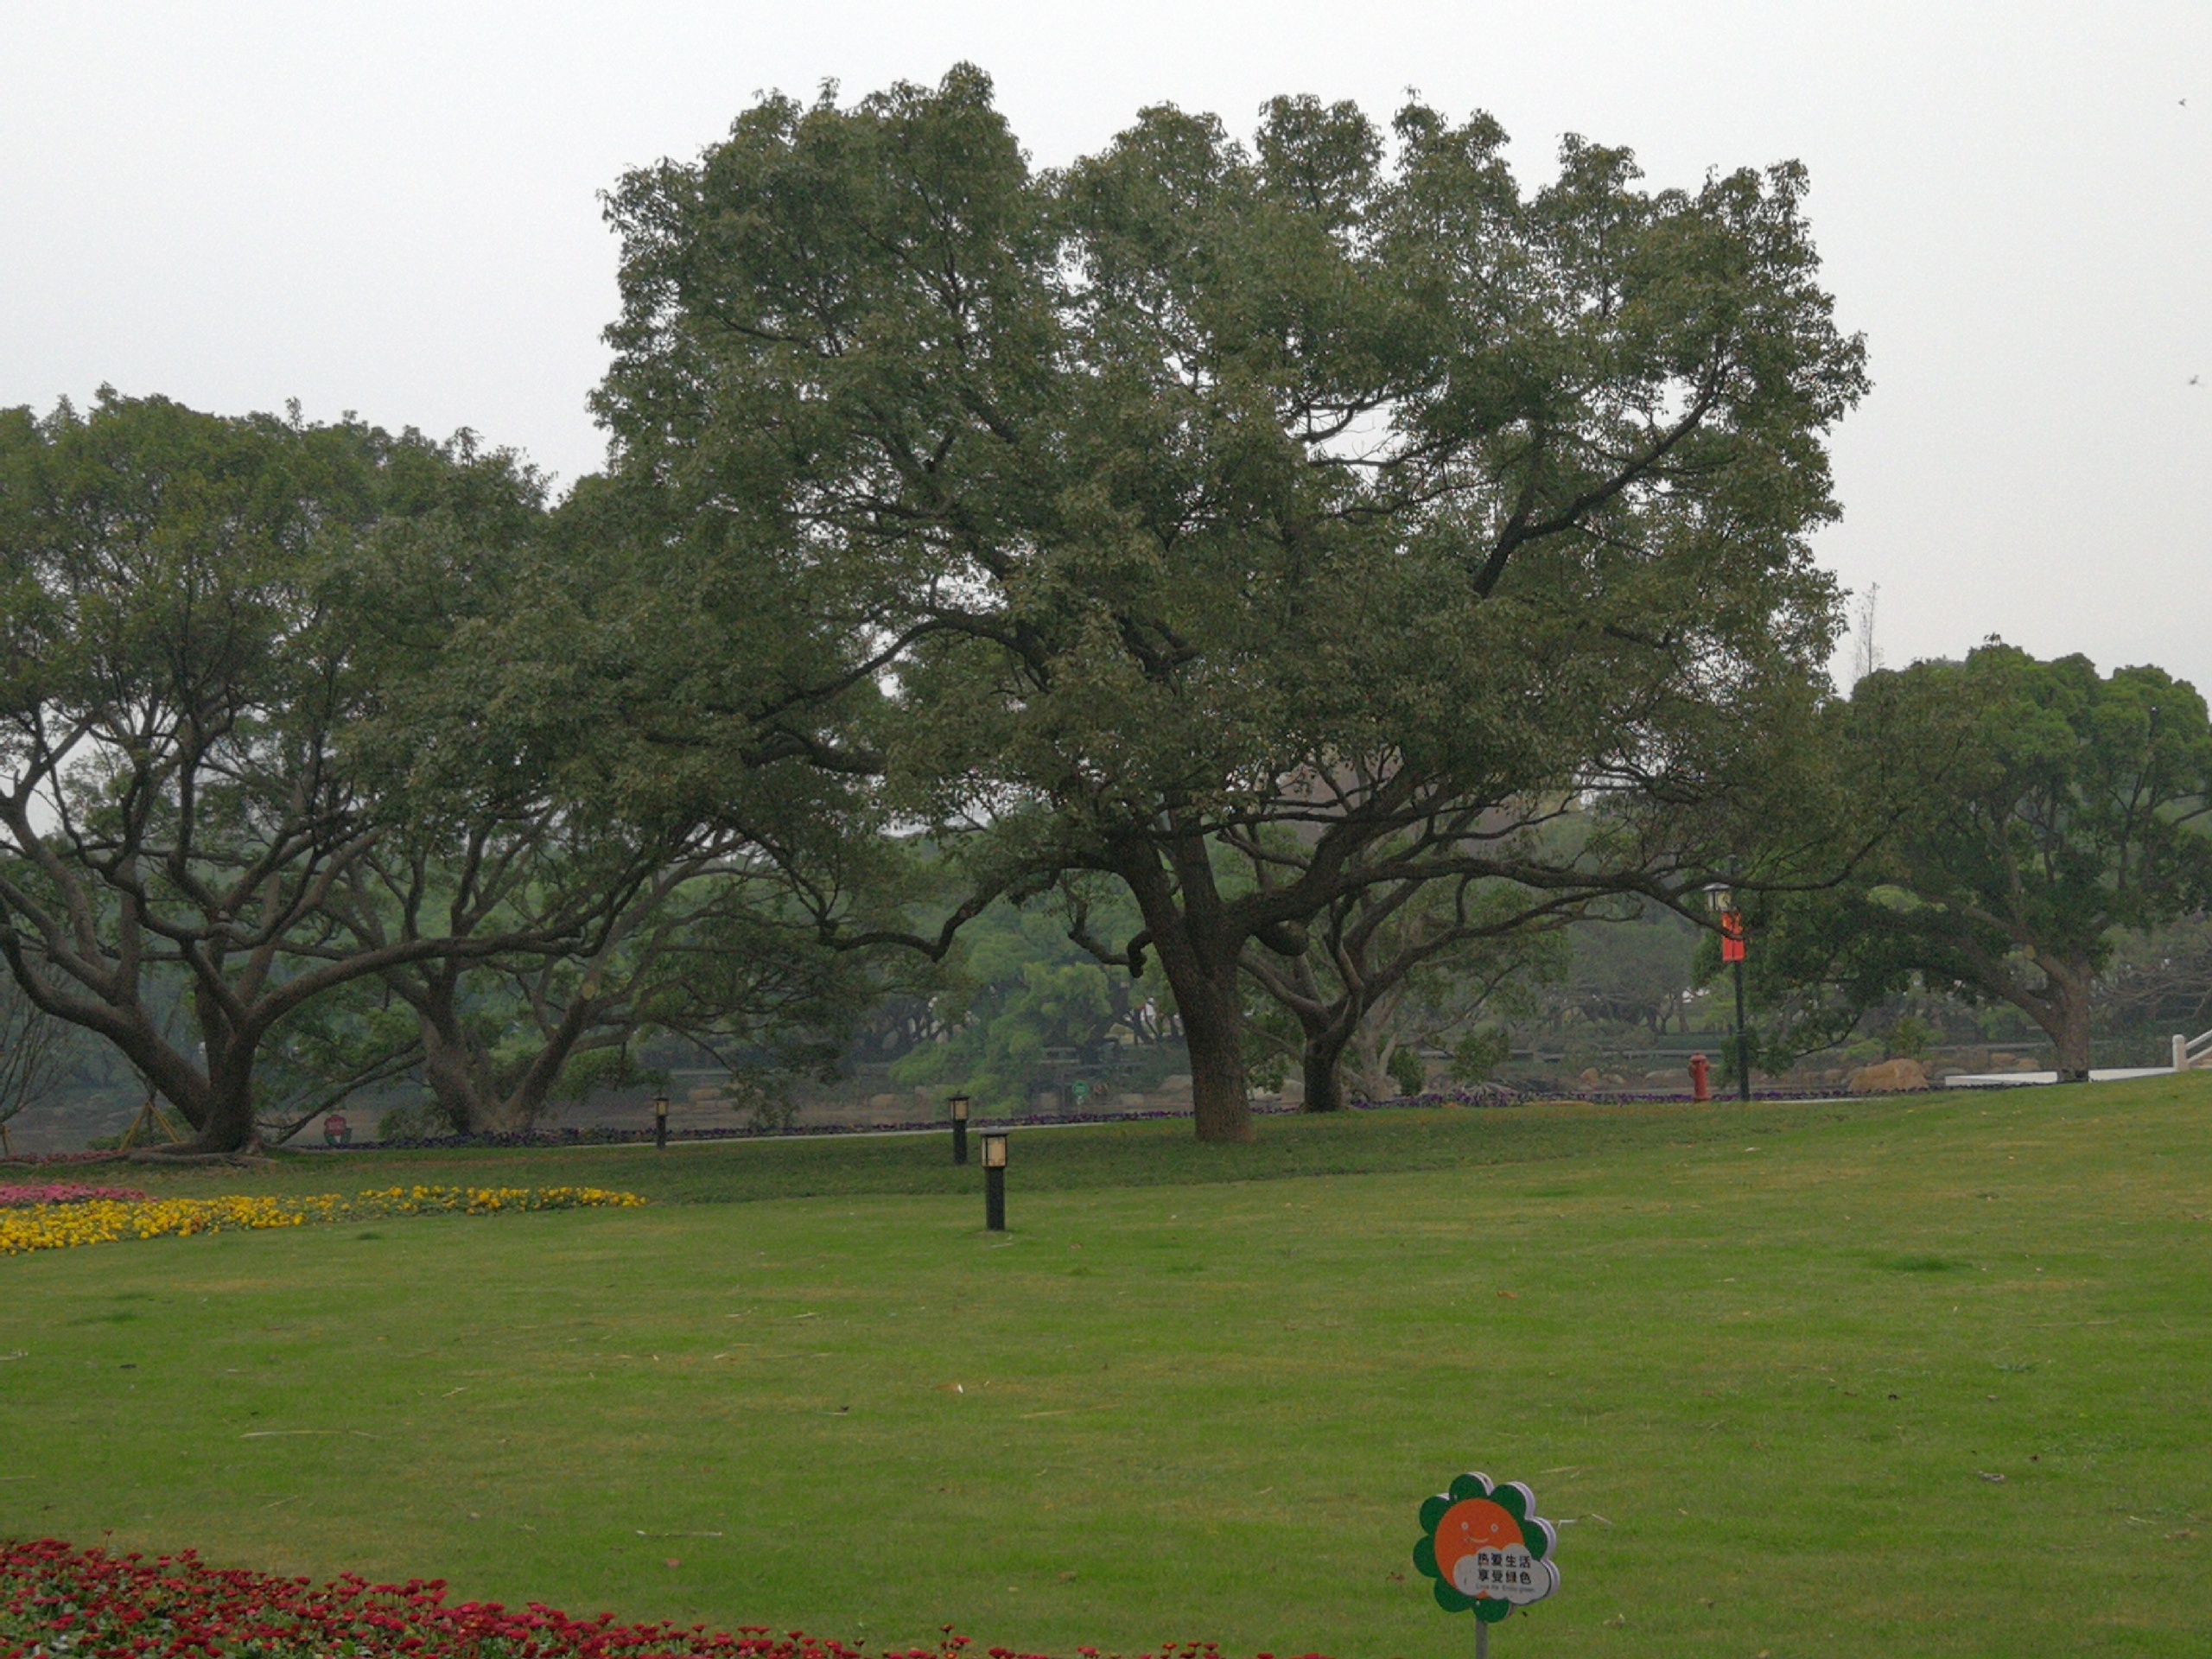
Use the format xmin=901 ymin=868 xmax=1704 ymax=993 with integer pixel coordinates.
xmin=3 ymin=1079 xmax=2209 ymax=1656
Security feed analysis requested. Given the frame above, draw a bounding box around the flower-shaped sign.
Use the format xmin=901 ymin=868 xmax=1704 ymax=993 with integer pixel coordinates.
xmin=1413 ymin=1472 xmax=1560 ymax=1624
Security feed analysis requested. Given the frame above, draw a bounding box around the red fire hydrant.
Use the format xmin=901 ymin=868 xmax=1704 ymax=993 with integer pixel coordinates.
xmin=1688 ymin=1053 xmax=1711 ymax=1103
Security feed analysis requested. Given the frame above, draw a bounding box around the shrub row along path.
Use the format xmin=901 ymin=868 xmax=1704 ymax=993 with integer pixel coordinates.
xmin=3 ymin=1079 xmax=2208 ymax=1656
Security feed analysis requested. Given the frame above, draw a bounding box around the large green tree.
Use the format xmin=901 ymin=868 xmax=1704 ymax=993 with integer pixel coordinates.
xmin=595 ymin=67 xmax=1867 ymax=1139
xmin=0 ymin=394 xmax=679 ymax=1152
xmin=303 ymin=435 xmax=907 ymax=1137
xmin=0 ymin=396 xmax=473 ymax=1150
xmin=375 ymin=453 xmax=932 ymax=1131
xmin=1743 ymin=645 xmax=2212 ymax=1078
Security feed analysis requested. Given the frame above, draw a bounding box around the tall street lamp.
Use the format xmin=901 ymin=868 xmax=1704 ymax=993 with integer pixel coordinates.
xmin=982 ymin=1130 xmax=1008 ymax=1231
xmin=1707 ymin=884 xmax=1751 ymax=1102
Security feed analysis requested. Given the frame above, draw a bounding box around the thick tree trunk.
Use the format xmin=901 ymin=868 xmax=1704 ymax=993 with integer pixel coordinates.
xmin=2004 ymin=956 xmax=2096 ymax=1082
xmin=146 ymin=1020 xmax=261 ymax=1155
xmin=407 ymin=969 xmax=604 ymax=1135
xmin=2041 ymin=967 xmax=2095 ymax=1083
xmin=416 ymin=1005 xmax=546 ymax=1134
xmin=190 ymin=1065 xmax=261 ymax=1154
xmin=1241 ymin=931 xmax=1360 ymax=1115
xmin=1123 ymin=844 xmax=1252 ymax=1142
xmin=1300 ymin=1038 xmax=1347 ymax=1112
xmin=1176 ymin=964 xmax=1251 ymax=1141
xmin=1294 ymin=997 xmax=1363 ymax=1112
xmin=418 ymin=1017 xmax=493 ymax=1133
xmin=154 ymin=988 xmax=263 ymax=1154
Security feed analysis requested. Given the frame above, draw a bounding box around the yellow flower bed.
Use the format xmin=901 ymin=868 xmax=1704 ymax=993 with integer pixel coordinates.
xmin=0 ymin=1185 xmax=645 ymax=1258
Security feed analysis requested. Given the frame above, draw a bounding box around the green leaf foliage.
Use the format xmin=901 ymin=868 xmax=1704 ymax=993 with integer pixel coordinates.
xmin=0 ymin=391 xmax=539 ymax=1147
xmin=1742 ymin=643 xmax=2212 ymax=1075
xmin=594 ymin=67 xmax=1869 ymax=1136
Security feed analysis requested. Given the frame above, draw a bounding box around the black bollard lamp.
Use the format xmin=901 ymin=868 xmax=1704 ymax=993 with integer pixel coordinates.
xmin=982 ymin=1129 xmax=1008 ymax=1231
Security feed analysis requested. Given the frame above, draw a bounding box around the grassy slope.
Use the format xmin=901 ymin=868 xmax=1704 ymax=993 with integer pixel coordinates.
xmin=3 ymin=1078 xmax=2208 ymax=1656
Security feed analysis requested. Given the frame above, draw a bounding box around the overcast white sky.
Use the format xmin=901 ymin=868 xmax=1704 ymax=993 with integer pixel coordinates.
xmin=4 ymin=3 xmax=2208 ymax=690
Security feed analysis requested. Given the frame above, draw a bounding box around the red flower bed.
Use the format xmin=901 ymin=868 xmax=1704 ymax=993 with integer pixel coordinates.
xmin=0 ymin=1541 xmax=837 ymax=1659
xmin=0 ymin=1542 xmax=1310 ymax=1659
xmin=0 ymin=1185 xmax=149 ymax=1207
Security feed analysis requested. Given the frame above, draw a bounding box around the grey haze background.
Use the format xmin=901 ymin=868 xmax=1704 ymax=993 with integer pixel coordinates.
xmin=4 ymin=2 xmax=2208 ymax=690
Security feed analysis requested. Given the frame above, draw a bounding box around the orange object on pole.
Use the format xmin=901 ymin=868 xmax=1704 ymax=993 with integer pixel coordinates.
xmin=1720 ymin=910 xmax=1746 ymax=963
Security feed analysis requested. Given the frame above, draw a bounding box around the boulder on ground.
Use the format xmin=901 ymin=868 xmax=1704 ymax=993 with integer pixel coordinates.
xmin=1848 ymin=1058 xmax=1930 ymax=1094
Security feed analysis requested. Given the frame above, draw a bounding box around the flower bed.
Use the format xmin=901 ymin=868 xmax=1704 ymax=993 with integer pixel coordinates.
xmin=0 ymin=1185 xmax=148 ymax=1208
xmin=0 ymin=1539 xmax=838 ymax=1659
xmin=0 ymin=1541 xmax=1312 ymax=1659
xmin=0 ymin=1185 xmax=645 ymax=1259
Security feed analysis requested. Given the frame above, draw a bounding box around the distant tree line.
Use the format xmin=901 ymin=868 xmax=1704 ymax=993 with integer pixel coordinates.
xmin=1734 ymin=646 xmax=2212 ymax=1080
xmin=1 ymin=68 xmax=2202 ymax=1153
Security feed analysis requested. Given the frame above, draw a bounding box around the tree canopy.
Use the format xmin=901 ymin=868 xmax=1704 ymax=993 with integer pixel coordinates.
xmin=0 ymin=393 xmax=535 ymax=1149
xmin=0 ymin=392 xmax=891 ymax=1152
xmin=42 ymin=73 xmax=2158 ymax=1146
xmin=594 ymin=66 xmax=1868 ymax=1138
xmin=1741 ymin=645 xmax=2212 ymax=1077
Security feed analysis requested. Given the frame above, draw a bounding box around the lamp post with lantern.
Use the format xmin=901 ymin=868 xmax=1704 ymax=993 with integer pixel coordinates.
xmin=982 ymin=1131 xmax=1008 ymax=1231
xmin=653 ymin=1088 xmax=669 ymax=1149
xmin=1707 ymin=885 xmax=1751 ymax=1102
xmin=949 ymin=1093 xmax=970 ymax=1165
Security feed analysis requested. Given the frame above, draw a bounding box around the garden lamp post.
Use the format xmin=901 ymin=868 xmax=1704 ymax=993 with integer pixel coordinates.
xmin=949 ymin=1093 xmax=970 ymax=1165
xmin=982 ymin=1130 xmax=1007 ymax=1231
xmin=1707 ymin=884 xmax=1751 ymax=1102
xmin=653 ymin=1089 xmax=669 ymax=1150
xmin=1731 ymin=932 xmax=1751 ymax=1101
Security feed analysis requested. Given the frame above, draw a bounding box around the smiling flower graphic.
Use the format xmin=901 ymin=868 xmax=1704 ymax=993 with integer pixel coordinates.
xmin=1413 ymin=1471 xmax=1559 ymax=1624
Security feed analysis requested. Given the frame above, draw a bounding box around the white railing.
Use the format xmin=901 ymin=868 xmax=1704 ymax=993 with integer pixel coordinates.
xmin=2176 ymin=1030 xmax=2212 ymax=1071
